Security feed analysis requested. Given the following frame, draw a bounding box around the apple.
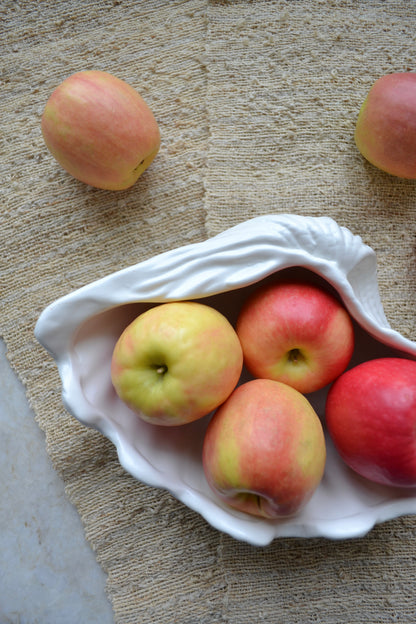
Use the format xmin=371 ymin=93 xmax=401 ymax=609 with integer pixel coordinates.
xmin=111 ymin=301 xmax=243 ymax=426
xmin=355 ymin=72 xmax=416 ymax=179
xmin=326 ymin=357 xmax=416 ymax=488
xmin=202 ymin=378 xmax=326 ymax=518
xmin=41 ymin=70 xmax=160 ymax=190
xmin=236 ymin=279 xmax=355 ymax=394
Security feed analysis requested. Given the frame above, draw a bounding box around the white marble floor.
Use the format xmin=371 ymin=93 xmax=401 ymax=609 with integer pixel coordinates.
xmin=0 ymin=338 xmax=114 ymax=624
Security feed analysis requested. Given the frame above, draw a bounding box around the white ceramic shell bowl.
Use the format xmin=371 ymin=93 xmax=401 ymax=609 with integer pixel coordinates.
xmin=35 ymin=214 xmax=416 ymax=546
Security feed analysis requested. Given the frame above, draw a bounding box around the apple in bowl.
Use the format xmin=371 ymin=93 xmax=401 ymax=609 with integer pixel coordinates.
xmin=236 ymin=279 xmax=355 ymax=394
xmin=202 ymin=378 xmax=326 ymax=519
xmin=111 ymin=301 xmax=243 ymax=426
xmin=41 ymin=70 xmax=161 ymax=190
xmin=326 ymin=357 xmax=416 ymax=488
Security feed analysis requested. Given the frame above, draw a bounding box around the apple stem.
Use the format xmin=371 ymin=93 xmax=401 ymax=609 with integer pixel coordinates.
xmin=288 ymin=348 xmax=304 ymax=364
xmin=155 ymin=364 xmax=168 ymax=375
xmin=134 ymin=158 xmax=145 ymax=172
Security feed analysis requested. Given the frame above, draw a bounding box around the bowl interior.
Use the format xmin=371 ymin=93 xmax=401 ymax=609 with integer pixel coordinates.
xmin=69 ymin=266 xmax=416 ymax=538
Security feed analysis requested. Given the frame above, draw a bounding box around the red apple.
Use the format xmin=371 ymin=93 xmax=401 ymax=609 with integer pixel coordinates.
xmin=202 ymin=379 xmax=326 ymax=518
xmin=355 ymin=72 xmax=416 ymax=179
xmin=236 ymin=279 xmax=355 ymax=394
xmin=41 ymin=70 xmax=160 ymax=190
xmin=111 ymin=301 xmax=243 ymax=426
xmin=326 ymin=357 xmax=416 ymax=488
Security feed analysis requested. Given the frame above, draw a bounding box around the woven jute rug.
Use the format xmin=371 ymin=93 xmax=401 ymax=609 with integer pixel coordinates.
xmin=2 ymin=1 xmax=416 ymax=622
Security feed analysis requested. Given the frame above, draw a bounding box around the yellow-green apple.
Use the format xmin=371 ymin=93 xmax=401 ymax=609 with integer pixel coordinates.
xmin=41 ymin=70 xmax=160 ymax=190
xmin=355 ymin=73 xmax=416 ymax=179
xmin=202 ymin=378 xmax=326 ymax=518
xmin=326 ymin=357 xmax=416 ymax=488
xmin=236 ymin=279 xmax=355 ymax=394
xmin=111 ymin=301 xmax=243 ymax=426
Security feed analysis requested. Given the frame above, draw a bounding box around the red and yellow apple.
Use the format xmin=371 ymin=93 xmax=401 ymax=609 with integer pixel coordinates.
xmin=111 ymin=301 xmax=243 ymax=426
xmin=202 ymin=378 xmax=326 ymax=518
xmin=355 ymin=72 xmax=416 ymax=179
xmin=41 ymin=70 xmax=160 ymax=190
xmin=326 ymin=357 xmax=416 ymax=488
xmin=236 ymin=279 xmax=355 ymax=394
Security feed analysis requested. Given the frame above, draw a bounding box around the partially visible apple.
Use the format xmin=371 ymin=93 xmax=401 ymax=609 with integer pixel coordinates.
xmin=111 ymin=301 xmax=243 ymax=426
xmin=202 ymin=378 xmax=326 ymax=518
xmin=236 ymin=279 xmax=355 ymax=394
xmin=326 ymin=357 xmax=416 ymax=488
xmin=41 ymin=70 xmax=160 ymax=190
xmin=355 ymin=73 xmax=416 ymax=179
